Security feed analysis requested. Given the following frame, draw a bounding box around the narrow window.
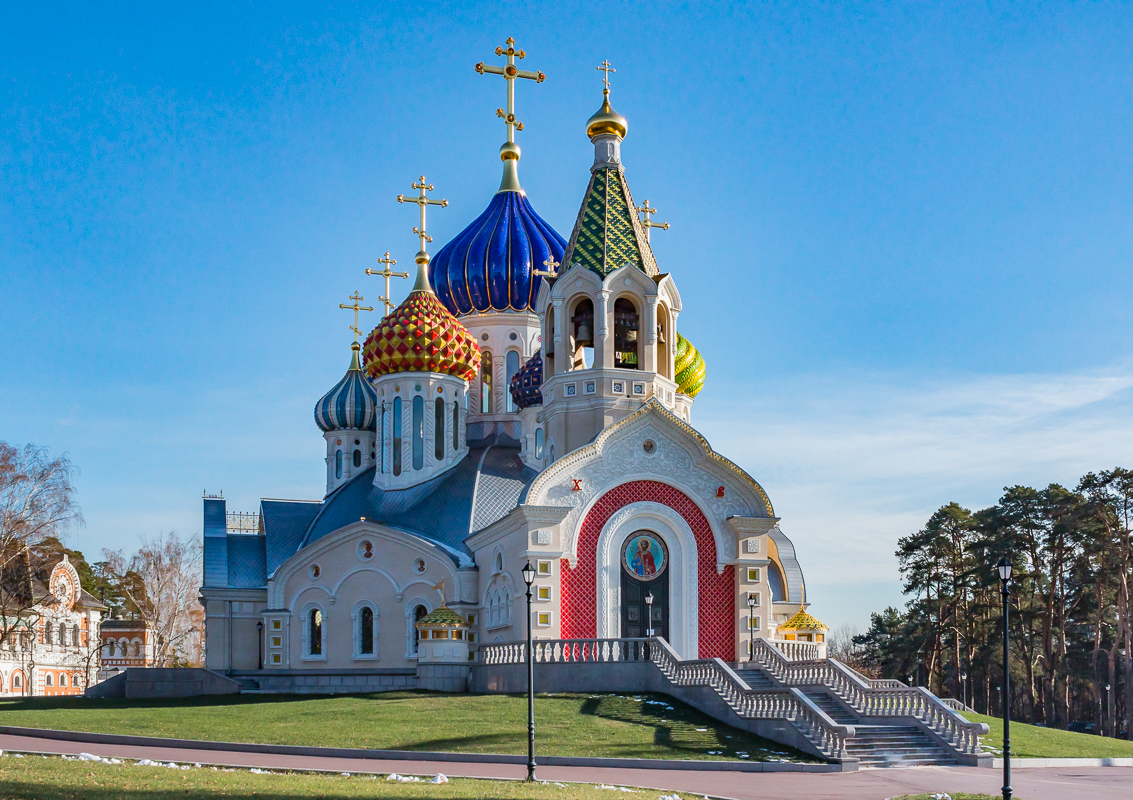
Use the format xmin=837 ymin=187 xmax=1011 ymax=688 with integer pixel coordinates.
xmin=335 ymin=450 xmax=342 ymax=479
xmin=360 ymin=607 xmax=374 ymax=655
xmin=506 ymin=350 xmax=520 ymax=412
xmin=480 ymin=351 xmax=493 ymax=413
xmin=45 ymin=674 xmax=53 ymax=687
xmin=614 ymin=298 xmax=640 ymax=369
xmin=308 ymin=608 xmax=323 ymax=655
xmin=13 ymin=673 xmax=21 ymax=688
xmin=392 ymin=397 xmax=403 ymax=476
xmin=379 ymin=406 xmax=386 ymax=473
xmin=59 ymin=625 xmax=67 ymax=646
xmin=452 ymin=403 xmax=459 ymax=450
xmin=571 ymin=299 xmax=595 ymax=369
xmin=535 ymin=428 xmax=544 ymax=459
xmin=72 ymin=625 xmax=79 ymax=646
xmin=413 ymin=604 xmax=427 ymax=654
xmin=412 ymin=395 xmax=424 ymax=470
xmin=60 ymin=673 xmax=67 ymax=687
xmin=353 ymin=449 xmax=361 ymax=468
xmin=434 ymin=398 xmax=445 ymax=460
xmin=44 ymin=622 xmax=52 ymax=644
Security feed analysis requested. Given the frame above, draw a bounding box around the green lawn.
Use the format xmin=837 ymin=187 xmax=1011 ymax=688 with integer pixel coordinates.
xmin=0 ymin=753 xmax=617 ymax=800
xmin=895 ymin=796 xmax=1010 ymax=800
xmin=0 ymin=691 xmax=812 ymax=763
xmin=962 ymin=712 xmax=1133 ymax=759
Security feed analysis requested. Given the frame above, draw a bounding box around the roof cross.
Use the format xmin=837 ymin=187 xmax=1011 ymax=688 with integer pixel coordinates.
xmin=636 ymin=200 xmax=670 ymax=243
xmin=397 ymin=176 xmax=448 ymax=265
xmin=338 ymin=291 xmax=374 ymax=344
xmin=596 ymin=59 xmax=616 ymax=91
xmin=475 ymin=37 xmax=546 ymax=145
xmin=533 ymin=255 xmax=560 ymax=279
xmin=365 ymin=252 xmax=409 ymax=314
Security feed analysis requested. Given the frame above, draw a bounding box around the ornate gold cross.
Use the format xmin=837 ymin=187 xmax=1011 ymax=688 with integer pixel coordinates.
xmin=338 ymin=291 xmax=374 ymax=343
xmin=365 ymin=252 xmax=409 ymax=314
xmin=636 ymin=200 xmax=670 ymax=243
xmin=596 ymin=59 xmax=616 ymax=91
xmin=397 ymin=176 xmax=448 ymax=264
xmin=475 ymin=37 xmax=546 ymax=144
xmin=533 ymin=255 xmax=560 ymax=279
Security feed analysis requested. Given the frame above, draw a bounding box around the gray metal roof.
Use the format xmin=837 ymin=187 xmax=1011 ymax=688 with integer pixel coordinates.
xmin=769 ymin=526 xmax=805 ymax=604
xmin=227 ymin=534 xmax=267 ymax=588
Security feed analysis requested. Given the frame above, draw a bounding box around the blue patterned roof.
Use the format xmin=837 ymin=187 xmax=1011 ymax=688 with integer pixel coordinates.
xmin=430 ymin=191 xmax=567 ymax=315
xmin=509 ymin=350 xmax=543 ymax=409
xmin=227 ymin=535 xmax=266 ymax=588
xmin=314 ymin=344 xmax=378 ymax=432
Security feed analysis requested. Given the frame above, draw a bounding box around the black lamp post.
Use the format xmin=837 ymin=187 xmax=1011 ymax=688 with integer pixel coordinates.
xmin=746 ymin=593 xmax=757 ymax=661
xmin=645 ymin=592 xmax=654 ymax=637
xmin=256 ymin=620 xmax=263 ymax=671
xmin=961 ymin=670 xmax=968 ymax=711
xmin=521 ymin=561 xmax=537 ymax=782
xmin=997 ymin=556 xmax=1013 ymax=800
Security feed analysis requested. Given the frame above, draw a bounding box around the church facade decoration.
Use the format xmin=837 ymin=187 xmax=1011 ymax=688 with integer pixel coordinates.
xmin=200 ymin=44 xmax=820 ymax=686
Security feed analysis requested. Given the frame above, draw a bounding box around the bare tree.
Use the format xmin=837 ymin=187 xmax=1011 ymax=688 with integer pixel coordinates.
xmin=102 ymin=532 xmax=203 ymax=667
xmin=827 ymin=623 xmax=872 ymax=673
xmin=0 ymin=442 xmax=82 ymax=655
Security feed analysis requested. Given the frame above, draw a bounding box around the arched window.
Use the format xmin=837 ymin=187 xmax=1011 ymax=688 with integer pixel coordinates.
xmin=545 ymin=306 xmax=556 ymax=376
xmin=45 ymin=673 xmax=53 ymax=687
xmin=134 ymin=642 xmax=141 ymax=657
xmin=379 ymin=405 xmax=386 ymax=473
xmin=549 ymin=442 xmax=555 ymax=464
xmin=502 ymin=588 xmax=511 ymax=625
xmin=12 ymin=672 xmax=21 ymax=689
xmin=434 ymin=398 xmax=445 ymax=460
xmin=43 ymin=621 xmax=52 ymax=644
xmin=657 ymin=305 xmax=672 ymax=379
xmin=505 ymin=350 xmax=520 ymax=412
xmin=571 ymin=299 xmax=595 ymax=369
xmin=392 ymin=397 xmax=403 ymax=476
xmin=72 ymin=624 xmax=79 ymax=646
xmin=360 ymin=607 xmax=374 ymax=655
xmin=613 ymin=298 xmax=640 ymax=369
xmin=59 ymin=673 xmax=67 ymax=687
xmin=452 ymin=403 xmax=459 ymax=451
xmin=119 ymin=639 xmax=129 ymax=657
xmin=308 ymin=608 xmax=323 ymax=656
xmin=335 ymin=450 xmax=343 ymax=479
xmin=535 ymin=428 xmax=544 ymax=459
xmin=480 ymin=351 xmax=493 ymax=413
xmin=59 ymin=625 xmax=67 ymax=646
xmin=412 ymin=604 xmax=428 ymax=655
xmin=412 ymin=395 xmax=424 ymax=470
xmin=353 ymin=449 xmax=361 ymax=468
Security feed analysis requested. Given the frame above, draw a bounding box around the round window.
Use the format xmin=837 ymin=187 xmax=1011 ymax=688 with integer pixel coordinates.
xmin=414 ymin=558 xmax=427 ymax=574
xmin=309 ymin=564 xmax=321 ymax=580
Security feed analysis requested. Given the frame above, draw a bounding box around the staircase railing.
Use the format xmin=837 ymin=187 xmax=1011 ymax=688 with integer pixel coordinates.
xmin=752 ymin=639 xmax=988 ymax=756
xmin=479 ymin=638 xmax=651 ymax=665
xmin=838 ymin=661 xmax=907 ymax=689
xmin=773 ymin=640 xmax=821 ymax=661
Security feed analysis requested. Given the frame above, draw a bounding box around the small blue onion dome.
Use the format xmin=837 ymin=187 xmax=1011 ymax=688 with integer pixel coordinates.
xmin=429 ymin=191 xmax=567 ymax=316
xmin=509 ymin=350 xmax=543 ymax=409
xmin=314 ymin=343 xmax=378 ymax=432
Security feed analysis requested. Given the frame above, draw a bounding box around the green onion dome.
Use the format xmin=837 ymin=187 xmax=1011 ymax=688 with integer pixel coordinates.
xmin=674 ymin=333 xmax=706 ymax=398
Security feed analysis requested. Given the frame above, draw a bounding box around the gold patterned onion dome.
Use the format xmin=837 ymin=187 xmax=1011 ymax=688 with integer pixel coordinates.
xmin=362 ymin=289 xmax=481 ymax=381
xmin=587 ymin=92 xmax=628 ymax=140
xmin=674 ymin=333 xmax=706 ymax=398
xmin=778 ymin=610 xmax=829 ymax=632
xmin=414 ymin=606 xmax=469 ymax=628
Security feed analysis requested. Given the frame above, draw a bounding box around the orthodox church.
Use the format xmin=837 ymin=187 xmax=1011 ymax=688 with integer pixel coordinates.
xmin=201 ymin=42 xmax=818 ymax=680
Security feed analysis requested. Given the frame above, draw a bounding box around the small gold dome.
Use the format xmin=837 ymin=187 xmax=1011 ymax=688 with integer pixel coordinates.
xmin=586 ymin=91 xmax=628 ymax=140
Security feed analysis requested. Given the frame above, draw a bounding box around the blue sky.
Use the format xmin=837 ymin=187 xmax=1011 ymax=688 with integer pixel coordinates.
xmin=3 ymin=2 xmax=1132 ymax=630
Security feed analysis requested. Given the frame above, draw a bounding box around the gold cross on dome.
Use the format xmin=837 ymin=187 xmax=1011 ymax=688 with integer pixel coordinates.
xmin=533 ymin=255 xmax=560 ymax=279
xmin=397 ymin=176 xmax=448 ymax=264
xmin=365 ymin=252 xmax=409 ymax=313
xmin=338 ymin=291 xmax=374 ymax=343
xmin=636 ymin=200 xmax=670 ymax=243
xmin=596 ymin=59 xmax=616 ymax=91
xmin=475 ymin=37 xmax=546 ymax=144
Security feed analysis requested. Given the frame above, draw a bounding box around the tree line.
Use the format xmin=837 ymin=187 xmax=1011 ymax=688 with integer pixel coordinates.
xmin=837 ymin=468 xmax=1131 ymax=738
xmin=1 ymin=442 xmax=203 ymax=671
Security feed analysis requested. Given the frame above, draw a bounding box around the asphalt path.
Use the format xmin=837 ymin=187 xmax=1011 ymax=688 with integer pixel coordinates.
xmin=1 ymin=732 xmax=1129 ymax=799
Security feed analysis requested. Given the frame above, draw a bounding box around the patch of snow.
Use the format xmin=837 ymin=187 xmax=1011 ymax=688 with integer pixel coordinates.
xmin=431 ymin=773 xmax=449 ymax=784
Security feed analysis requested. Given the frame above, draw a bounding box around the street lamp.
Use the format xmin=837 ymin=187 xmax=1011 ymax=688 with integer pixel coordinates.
xmin=645 ymin=592 xmax=654 ymax=638
xmin=997 ymin=556 xmax=1013 ymax=800
xmin=521 ymin=561 xmax=537 ymax=782
xmin=961 ymin=671 xmax=968 ymax=711
xmin=746 ymin=593 xmax=757 ymax=661
xmin=256 ymin=621 xmax=263 ymax=671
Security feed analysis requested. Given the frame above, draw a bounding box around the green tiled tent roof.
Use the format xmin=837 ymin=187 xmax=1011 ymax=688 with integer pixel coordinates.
xmin=415 ymin=605 xmax=468 ymax=628
xmin=562 ymin=168 xmax=658 ymax=278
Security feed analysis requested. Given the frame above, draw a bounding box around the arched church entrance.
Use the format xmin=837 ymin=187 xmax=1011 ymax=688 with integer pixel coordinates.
xmin=619 ymin=530 xmax=669 ymax=639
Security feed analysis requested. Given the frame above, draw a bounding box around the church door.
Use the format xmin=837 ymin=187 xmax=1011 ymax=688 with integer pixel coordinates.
xmin=619 ymin=531 xmax=670 ymax=641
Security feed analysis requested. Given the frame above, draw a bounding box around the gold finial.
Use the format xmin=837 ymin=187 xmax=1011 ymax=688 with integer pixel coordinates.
xmin=365 ymin=252 xmax=409 ymax=314
xmin=636 ymin=200 xmax=670 ymax=243
xmin=396 ymin=175 xmax=448 ymax=272
xmin=431 ymin=579 xmax=447 ymax=606
xmin=338 ymin=291 xmax=374 ymax=345
xmin=475 ymin=37 xmax=546 ymax=192
xmin=533 ymin=255 xmax=560 ymax=279
xmin=587 ymin=59 xmax=628 ymax=140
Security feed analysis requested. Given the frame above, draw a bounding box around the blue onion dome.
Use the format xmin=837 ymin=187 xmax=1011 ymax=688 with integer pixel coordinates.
xmin=314 ymin=343 xmax=378 ymax=432
xmin=509 ymin=350 xmax=543 ymax=409
xmin=429 ymin=191 xmax=567 ymax=316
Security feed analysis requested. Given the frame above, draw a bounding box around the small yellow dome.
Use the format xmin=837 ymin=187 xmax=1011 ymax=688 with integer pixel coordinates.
xmin=778 ymin=610 xmax=829 ymax=632
xmin=587 ymin=91 xmax=628 ymax=140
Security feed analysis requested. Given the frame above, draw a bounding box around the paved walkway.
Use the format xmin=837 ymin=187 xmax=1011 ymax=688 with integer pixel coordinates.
xmin=2 ymin=732 xmax=1130 ymax=800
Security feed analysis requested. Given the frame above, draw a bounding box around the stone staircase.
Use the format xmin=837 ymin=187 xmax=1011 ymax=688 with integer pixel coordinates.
xmin=732 ymin=667 xmax=778 ymax=691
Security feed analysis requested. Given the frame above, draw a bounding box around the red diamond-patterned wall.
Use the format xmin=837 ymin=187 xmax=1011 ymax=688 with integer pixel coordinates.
xmin=559 ymin=480 xmax=735 ymax=660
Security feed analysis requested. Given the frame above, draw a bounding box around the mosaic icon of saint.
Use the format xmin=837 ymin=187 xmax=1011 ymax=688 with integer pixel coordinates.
xmin=630 ymin=538 xmax=658 ymax=578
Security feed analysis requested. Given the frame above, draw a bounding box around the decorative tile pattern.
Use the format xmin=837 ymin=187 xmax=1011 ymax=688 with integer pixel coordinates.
xmin=561 ymin=169 xmax=658 ymax=278
xmin=314 ymin=346 xmax=378 ymax=432
xmin=560 ymin=480 xmax=735 ymax=659
xmin=673 ymin=333 xmax=706 ymax=398
xmin=509 ymin=350 xmax=543 ymax=409
xmin=363 ymin=290 xmax=481 ymax=380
